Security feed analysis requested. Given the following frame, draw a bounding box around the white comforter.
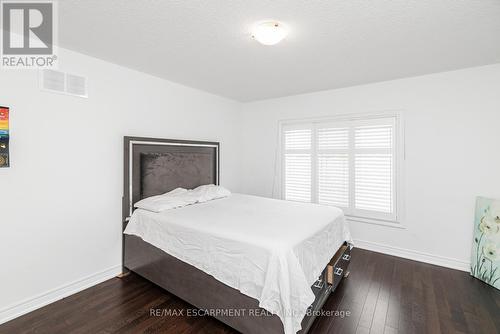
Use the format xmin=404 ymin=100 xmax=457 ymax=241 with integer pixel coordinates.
xmin=124 ymin=193 xmax=351 ymax=334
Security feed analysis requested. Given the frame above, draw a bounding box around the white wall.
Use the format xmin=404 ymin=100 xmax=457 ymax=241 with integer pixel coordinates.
xmin=238 ymin=64 xmax=500 ymax=270
xmin=0 ymin=48 xmax=241 ymax=322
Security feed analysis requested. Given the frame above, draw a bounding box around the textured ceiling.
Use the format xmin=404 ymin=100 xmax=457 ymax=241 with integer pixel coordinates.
xmin=59 ymin=0 xmax=500 ymax=102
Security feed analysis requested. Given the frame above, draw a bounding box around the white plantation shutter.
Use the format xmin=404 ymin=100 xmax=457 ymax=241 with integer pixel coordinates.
xmin=354 ymin=125 xmax=393 ymax=149
xmin=317 ymin=126 xmax=350 ymax=208
xmin=284 ymin=128 xmax=311 ymax=150
xmin=283 ymin=126 xmax=312 ymax=202
xmin=317 ymin=127 xmax=349 ymax=150
xmin=285 ymin=154 xmax=311 ymax=201
xmin=354 ymin=123 xmax=394 ymax=214
xmin=318 ymin=153 xmax=349 ymax=207
xmin=282 ymin=116 xmax=399 ymax=223
xmin=354 ymin=153 xmax=393 ymax=212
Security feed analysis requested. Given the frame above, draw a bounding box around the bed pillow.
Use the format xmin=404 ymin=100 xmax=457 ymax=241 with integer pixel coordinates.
xmin=192 ymin=184 xmax=231 ymax=203
xmin=134 ymin=187 xmax=195 ymax=212
xmin=134 ymin=185 xmax=231 ymax=213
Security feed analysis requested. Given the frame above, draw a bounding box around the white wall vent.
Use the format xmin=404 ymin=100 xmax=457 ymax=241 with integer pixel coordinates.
xmin=40 ymin=70 xmax=88 ymax=98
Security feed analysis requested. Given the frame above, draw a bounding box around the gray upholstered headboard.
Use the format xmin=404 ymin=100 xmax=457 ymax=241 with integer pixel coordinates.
xmin=122 ymin=137 xmax=219 ymax=224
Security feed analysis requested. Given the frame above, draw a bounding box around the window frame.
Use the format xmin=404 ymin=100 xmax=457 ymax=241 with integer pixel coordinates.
xmin=279 ymin=111 xmax=405 ymax=228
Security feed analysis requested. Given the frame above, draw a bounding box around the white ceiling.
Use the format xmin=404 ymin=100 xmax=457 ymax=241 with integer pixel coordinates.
xmin=59 ymin=0 xmax=500 ymax=102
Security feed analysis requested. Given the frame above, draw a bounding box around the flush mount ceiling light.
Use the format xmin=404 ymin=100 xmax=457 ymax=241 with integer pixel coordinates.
xmin=251 ymin=21 xmax=289 ymax=46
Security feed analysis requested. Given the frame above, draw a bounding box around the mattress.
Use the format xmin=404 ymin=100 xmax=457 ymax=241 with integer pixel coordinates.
xmin=124 ymin=193 xmax=352 ymax=334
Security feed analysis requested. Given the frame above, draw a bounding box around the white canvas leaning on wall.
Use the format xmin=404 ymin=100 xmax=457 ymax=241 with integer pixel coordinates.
xmin=471 ymin=197 xmax=500 ymax=290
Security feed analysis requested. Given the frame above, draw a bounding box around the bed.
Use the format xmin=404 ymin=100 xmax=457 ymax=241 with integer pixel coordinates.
xmin=122 ymin=137 xmax=353 ymax=334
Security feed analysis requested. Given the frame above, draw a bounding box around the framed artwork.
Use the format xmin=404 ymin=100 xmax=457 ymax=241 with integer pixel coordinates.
xmin=471 ymin=197 xmax=500 ymax=290
xmin=0 ymin=106 xmax=9 ymax=168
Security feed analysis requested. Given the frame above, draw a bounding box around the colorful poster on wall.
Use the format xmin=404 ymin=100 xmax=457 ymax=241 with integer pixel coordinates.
xmin=0 ymin=106 xmax=9 ymax=168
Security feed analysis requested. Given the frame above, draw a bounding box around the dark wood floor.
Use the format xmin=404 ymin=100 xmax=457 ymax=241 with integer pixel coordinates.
xmin=2 ymin=248 xmax=499 ymax=334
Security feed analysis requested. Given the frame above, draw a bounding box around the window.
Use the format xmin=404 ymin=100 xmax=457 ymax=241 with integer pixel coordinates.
xmin=281 ymin=114 xmax=401 ymax=224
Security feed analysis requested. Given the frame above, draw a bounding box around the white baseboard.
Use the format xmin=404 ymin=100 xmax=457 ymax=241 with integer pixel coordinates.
xmin=353 ymin=239 xmax=470 ymax=272
xmin=0 ymin=264 xmax=122 ymax=325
